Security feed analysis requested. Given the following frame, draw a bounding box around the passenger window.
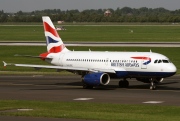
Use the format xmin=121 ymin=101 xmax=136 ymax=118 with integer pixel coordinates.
xmin=154 ymin=60 xmax=158 ymax=63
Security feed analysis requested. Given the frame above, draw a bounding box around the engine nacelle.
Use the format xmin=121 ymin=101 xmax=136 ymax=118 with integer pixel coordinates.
xmin=83 ymin=73 xmax=110 ymax=86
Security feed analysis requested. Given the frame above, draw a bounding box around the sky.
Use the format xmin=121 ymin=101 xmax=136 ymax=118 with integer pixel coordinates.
xmin=1 ymin=0 xmax=180 ymax=13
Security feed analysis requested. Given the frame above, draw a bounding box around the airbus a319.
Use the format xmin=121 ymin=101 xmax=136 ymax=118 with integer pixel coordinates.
xmin=3 ymin=16 xmax=177 ymax=90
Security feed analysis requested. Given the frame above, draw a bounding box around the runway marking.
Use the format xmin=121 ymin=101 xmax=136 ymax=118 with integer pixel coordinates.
xmin=32 ymin=75 xmax=43 ymax=77
xmin=143 ymin=101 xmax=164 ymax=104
xmin=17 ymin=109 xmax=33 ymax=111
xmin=0 ymin=109 xmax=34 ymax=113
xmin=73 ymin=98 xmax=94 ymax=101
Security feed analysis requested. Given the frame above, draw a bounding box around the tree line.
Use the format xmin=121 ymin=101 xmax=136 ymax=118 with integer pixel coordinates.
xmin=1 ymin=7 xmax=180 ymax=23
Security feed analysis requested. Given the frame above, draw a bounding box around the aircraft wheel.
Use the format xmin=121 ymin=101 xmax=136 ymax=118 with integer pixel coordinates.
xmin=150 ymin=84 xmax=156 ymax=90
xmin=150 ymin=85 xmax=153 ymax=90
xmin=124 ymin=81 xmax=129 ymax=88
xmin=119 ymin=80 xmax=124 ymax=88
xmin=119 ymin=80 xmax=129 ymax=88
xmin=82 ymin=82 xmax=93 ymax=89
xmin=83 ymin=83 xmax=87 ymax=89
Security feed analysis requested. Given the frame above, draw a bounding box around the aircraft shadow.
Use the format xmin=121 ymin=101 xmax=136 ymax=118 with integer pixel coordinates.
xmin=129 ymin=82 xmax=180 ymax=91
xmin=26 ymin=81 xmax=180 ymax=91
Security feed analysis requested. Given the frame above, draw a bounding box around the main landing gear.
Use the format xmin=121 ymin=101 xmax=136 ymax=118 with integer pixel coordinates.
xmin=82 ymin=83 xmax=94 ymax=89
xmin=82 ymin=79 xmax=94 ymax=89
xmin=119 ymin=79 xmax=129 ymax=88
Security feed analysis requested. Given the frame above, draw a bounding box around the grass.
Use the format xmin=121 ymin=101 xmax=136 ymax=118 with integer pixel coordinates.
xmin=0 ymin=46 xmax=179 ymax=74
xmin=0 ymin=100 xmax=179 ymax=121
xmin=0 ymin=25 xmax=180 ymax=42
xmin=0 ymin=25 xmax=179 ymax=121
xmin=0 ymin=26 xmax=43 ymax=41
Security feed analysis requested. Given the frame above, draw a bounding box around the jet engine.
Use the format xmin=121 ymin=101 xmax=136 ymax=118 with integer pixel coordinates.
xmin=83 ymin=72 xmax=110 ymax=86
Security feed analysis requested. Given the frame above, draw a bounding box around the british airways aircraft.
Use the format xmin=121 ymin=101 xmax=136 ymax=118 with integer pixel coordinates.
xmin=3 ymin=16 xmax=177 ymax=90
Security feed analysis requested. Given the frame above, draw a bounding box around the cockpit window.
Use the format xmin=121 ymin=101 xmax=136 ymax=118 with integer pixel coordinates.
xmin=154 ymin=59 xmax=170 ymax=64
xmin=158 ymin=60 xmax=162 ymax=63
xmin=154 ymin=60 xmax=158 ymax=63
xmin=162 ymin=60 xmax=169 ymax=63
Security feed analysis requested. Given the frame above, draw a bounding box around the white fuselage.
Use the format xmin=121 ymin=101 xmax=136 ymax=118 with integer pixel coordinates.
xmin=47 ymin=51 xmax=176 ymax=78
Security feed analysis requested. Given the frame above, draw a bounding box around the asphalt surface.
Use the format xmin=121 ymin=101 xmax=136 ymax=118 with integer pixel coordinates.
xmin=0 ymin=74 xmax=179 ymax=104
xmin=0 ymin=74 xmax=179 ymax=121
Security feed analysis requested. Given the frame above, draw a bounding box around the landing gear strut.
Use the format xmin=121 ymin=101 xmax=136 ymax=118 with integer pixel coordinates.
xmin=150 ymin=78 xmax=156 ymax=90
xmin=119 ymin=79 xmax=129 ymax=88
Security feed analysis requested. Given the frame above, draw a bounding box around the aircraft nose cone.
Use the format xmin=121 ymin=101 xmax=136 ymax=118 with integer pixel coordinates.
xmin=168 ymin=64 xmax=177 ymax=76
xmin=171 ymin=64 xmax=177 ymax=73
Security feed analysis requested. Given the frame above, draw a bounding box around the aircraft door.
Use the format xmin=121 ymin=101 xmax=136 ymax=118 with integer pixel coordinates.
xmin=141 ymin=56 xmax=148 ymax=69
xmin=105 ymin=58 xmax=109 ymax=66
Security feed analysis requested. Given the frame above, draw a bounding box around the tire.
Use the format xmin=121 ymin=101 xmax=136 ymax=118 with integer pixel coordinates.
xmin=124 ymin=81 xmax=129 ymax=88
xmin=83 ymin=83 xmax=93 ymax=89
xmin=119 ymin=81 xmax=123 ymax=88
xmin=150 ymin=85 xmax=156 ymax=90
xmin=119 ymin=80 xmax=129 ymax=88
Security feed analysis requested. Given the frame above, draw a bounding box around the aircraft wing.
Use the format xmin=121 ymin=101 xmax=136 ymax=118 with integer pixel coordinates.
xmin=3 ymin=61 xmax=116 ymax=73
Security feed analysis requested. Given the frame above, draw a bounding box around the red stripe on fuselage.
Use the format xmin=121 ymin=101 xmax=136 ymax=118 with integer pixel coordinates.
xmin=131 ymin=57 xmax=151 ymax=60
xmin=43 ymin=22 xmax=59 ymax=38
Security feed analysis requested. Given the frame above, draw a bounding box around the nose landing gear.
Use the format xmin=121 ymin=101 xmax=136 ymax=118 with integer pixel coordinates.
xmin=150 ymin=78 xmax=156 ymax=90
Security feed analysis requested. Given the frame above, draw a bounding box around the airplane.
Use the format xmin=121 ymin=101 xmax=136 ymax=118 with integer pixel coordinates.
xmin=3 ymin=16 xmax=177 ymax=90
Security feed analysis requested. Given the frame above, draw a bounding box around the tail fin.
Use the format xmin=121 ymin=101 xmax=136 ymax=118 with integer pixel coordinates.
xmin=42 ymin=16 xmax=69 ymax=53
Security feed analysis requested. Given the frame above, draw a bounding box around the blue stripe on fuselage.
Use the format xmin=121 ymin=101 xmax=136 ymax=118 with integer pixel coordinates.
xmin=114 ymin=71 xmax=176 ymax=78
xmin=143 ymin=60 xmax=151 ymax=65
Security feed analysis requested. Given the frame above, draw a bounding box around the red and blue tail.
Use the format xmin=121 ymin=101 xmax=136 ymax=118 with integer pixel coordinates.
xmin=42 ymin=16 xmax=69 ymax=53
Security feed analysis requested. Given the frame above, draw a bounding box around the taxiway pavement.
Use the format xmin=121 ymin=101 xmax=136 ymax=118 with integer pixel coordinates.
xmin=0 ymin=74 xmax=179 ymax=121
xmin=0 ymin=74 xmax=179 ymax=106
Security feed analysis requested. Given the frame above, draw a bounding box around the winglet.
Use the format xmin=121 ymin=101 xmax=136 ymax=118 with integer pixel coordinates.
xmin=2 ymin=61 xmax=14 ymax=68
xmin=2 ymin=61 xmax=7 ymax=68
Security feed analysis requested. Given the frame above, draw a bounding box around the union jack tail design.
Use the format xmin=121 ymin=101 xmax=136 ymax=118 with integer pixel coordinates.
xmin=42 ymin=16 xmax=69 ymax=53
xmin=131 ymin=56 xmax=151 ymax=65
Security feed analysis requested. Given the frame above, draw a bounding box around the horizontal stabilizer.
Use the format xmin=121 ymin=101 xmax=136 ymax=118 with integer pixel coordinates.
xmin=14 ymin=54 xmax=52 ymax=59
xmin=3 ymin=61 xmax=14 ymax=67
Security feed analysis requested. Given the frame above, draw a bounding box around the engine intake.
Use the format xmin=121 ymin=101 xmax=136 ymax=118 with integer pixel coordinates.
xmin=83 ymin=72 xmax=110 ymax=86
